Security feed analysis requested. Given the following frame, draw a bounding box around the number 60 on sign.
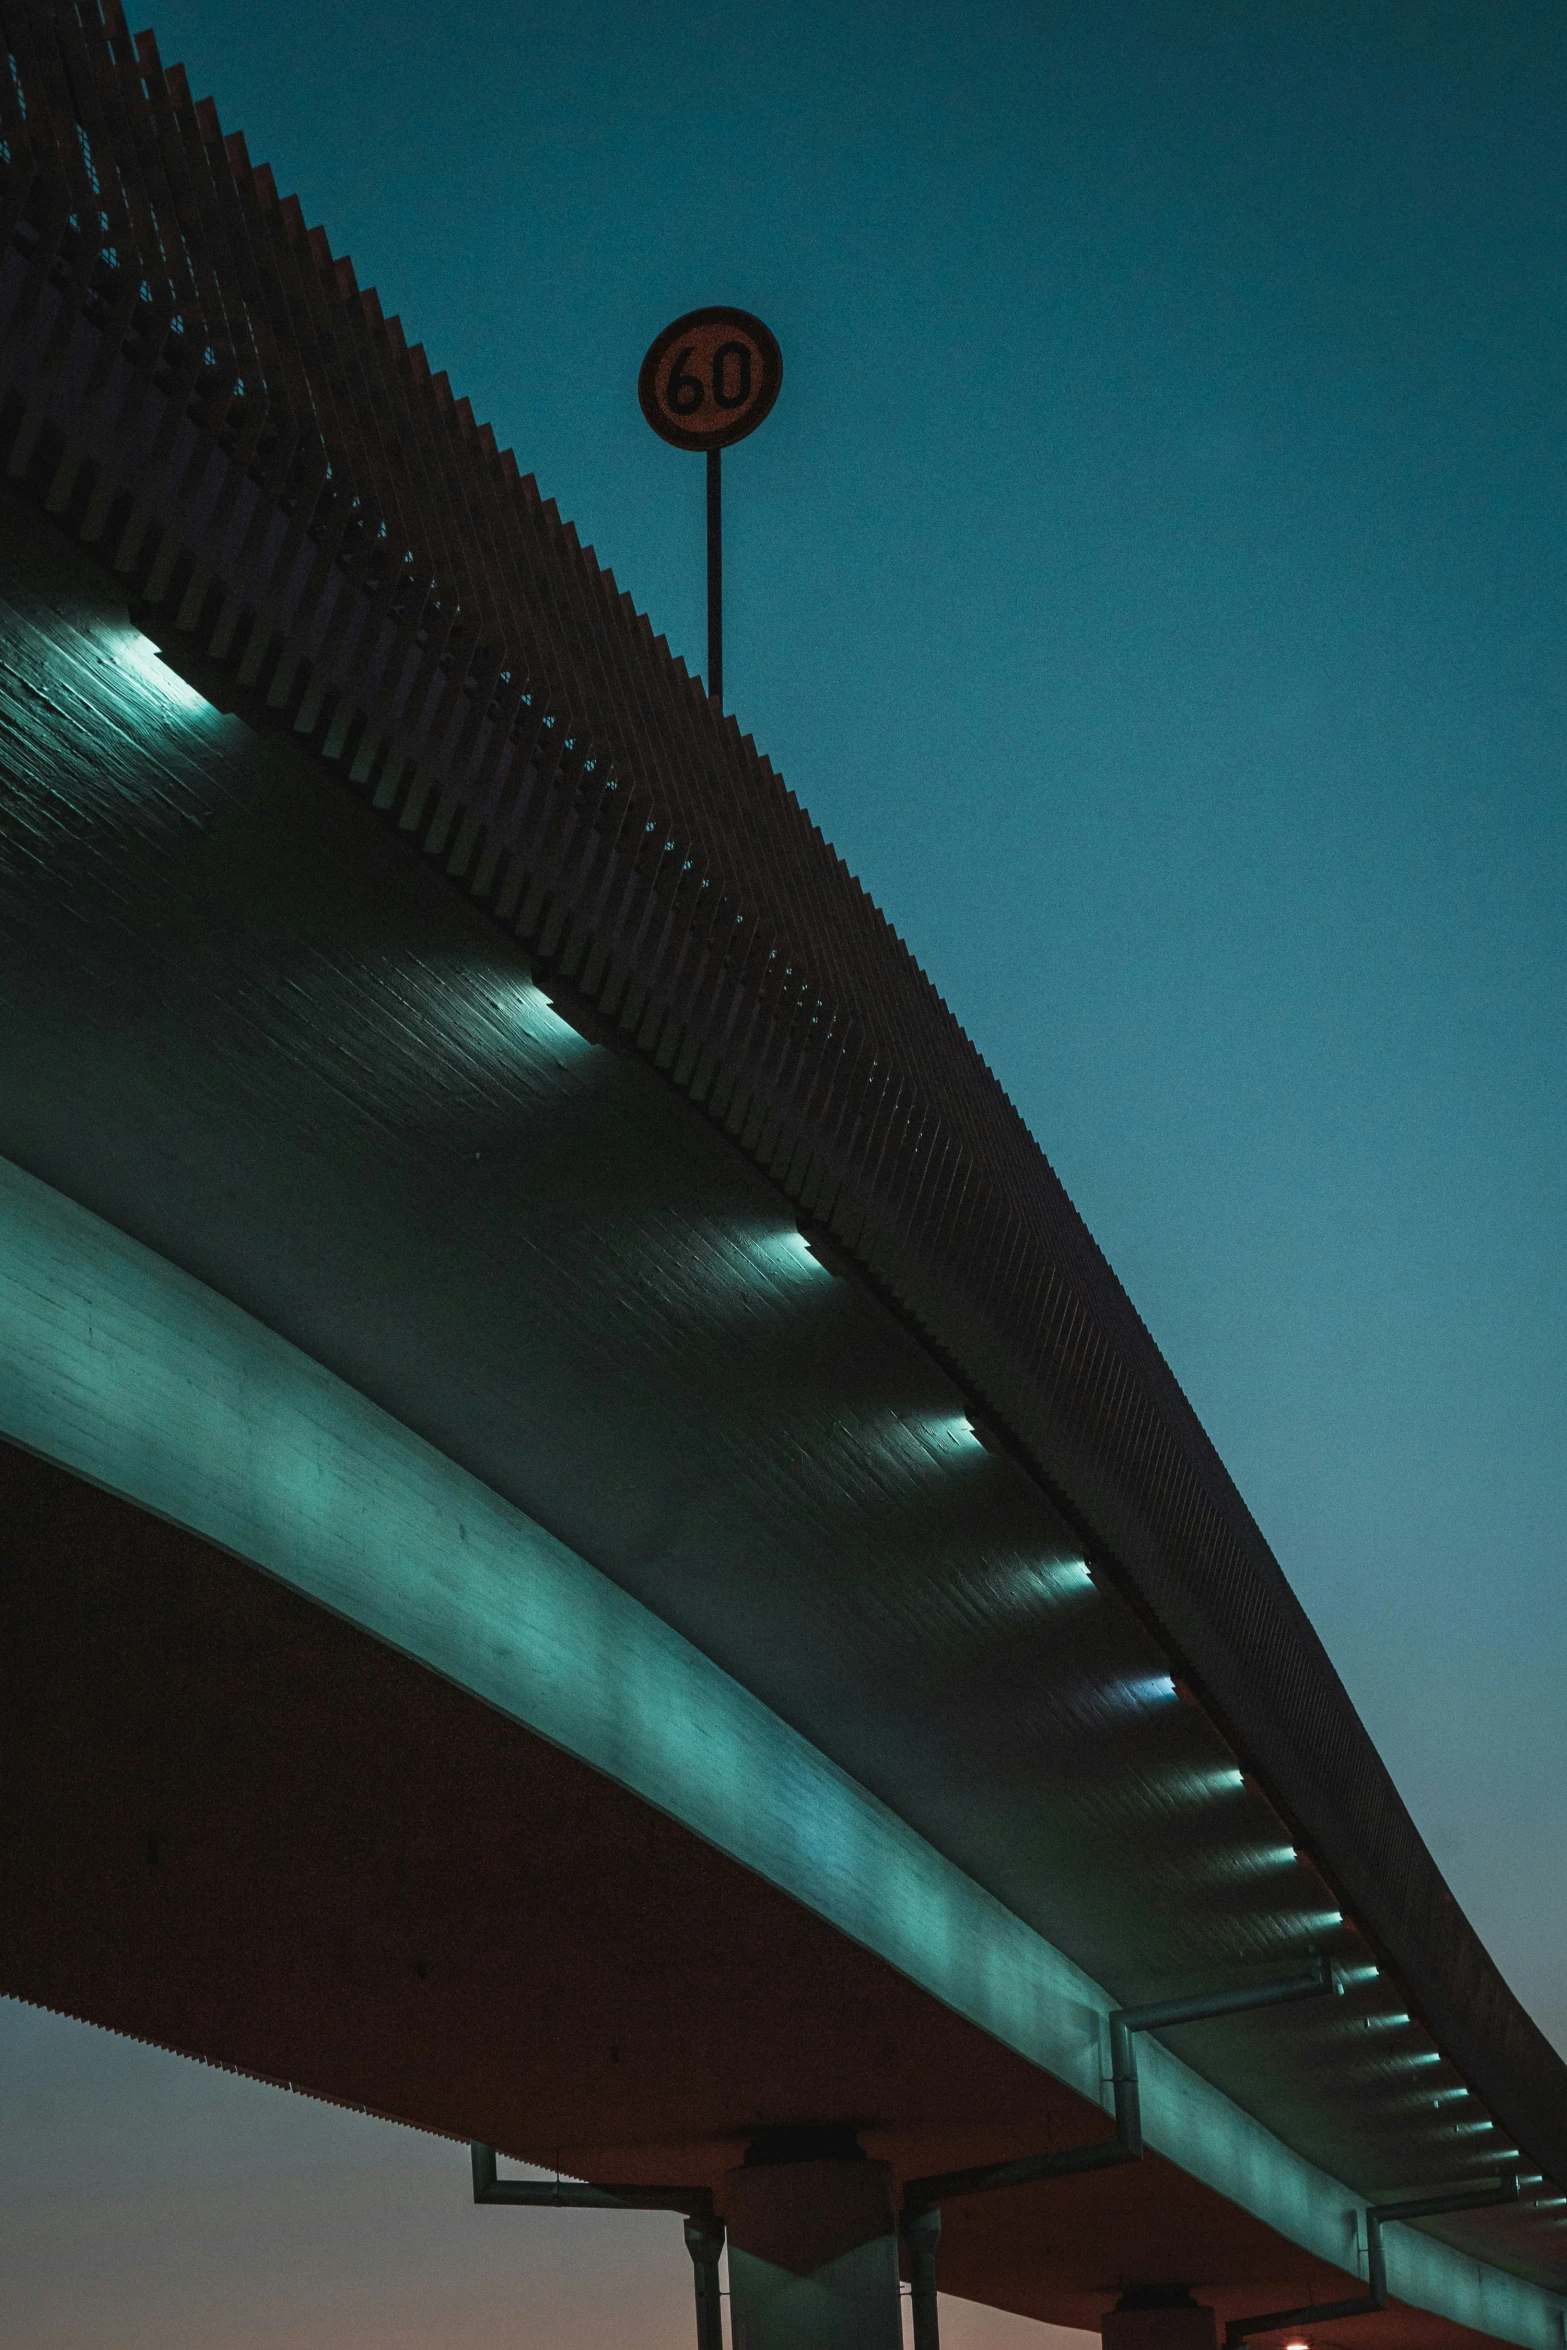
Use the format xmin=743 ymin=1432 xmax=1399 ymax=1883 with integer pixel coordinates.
xmin=637 ymin=307 xmax=783 ymax=451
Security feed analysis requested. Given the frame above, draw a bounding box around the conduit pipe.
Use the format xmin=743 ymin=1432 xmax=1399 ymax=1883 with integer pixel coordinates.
xmin=471 ymin=1958 xmax=1347 ymax=2350
xmin=471 ymin=2140 xmax=724 ymax=2350
xmin=900 ymin=1957 xmax=1340 ymax=2350
xmin=1224 ymin=2173 xmax=1522 ymax=2347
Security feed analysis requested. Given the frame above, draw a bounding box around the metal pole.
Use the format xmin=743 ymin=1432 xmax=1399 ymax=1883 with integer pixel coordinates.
xmin=905 ymin=2206 xmax=942 ymax=2350
xmin=706 ymin=444 xmax=723 ymax=708
xmin=685 ymin=2215 xmax=727 ymax=2350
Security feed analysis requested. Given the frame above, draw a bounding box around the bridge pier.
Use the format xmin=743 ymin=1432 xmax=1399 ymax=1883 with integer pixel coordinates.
xmin=723 ymin=2136 xmax=902 ymax=2350
xmin=1102 ymin=2289 xmax=1219 ymax=2350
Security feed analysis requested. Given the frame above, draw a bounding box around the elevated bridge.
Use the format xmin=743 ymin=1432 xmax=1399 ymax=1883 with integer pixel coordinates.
xmin=0 ymin=10 xmax=1562 ymax=2350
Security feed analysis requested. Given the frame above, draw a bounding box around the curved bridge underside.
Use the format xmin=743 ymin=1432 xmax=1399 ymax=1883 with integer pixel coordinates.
xmin=0 ymin=10 xmax=1562 ymax=2347
xmin=0 ymin=508 xmax=1562 ymax=2349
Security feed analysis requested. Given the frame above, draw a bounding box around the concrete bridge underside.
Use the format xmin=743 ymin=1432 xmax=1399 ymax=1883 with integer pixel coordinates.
xmin=0 ymin=1435 xmax=1522 ymax=2350
xmin=0 ymin=242 xmax=1563 ymax=2350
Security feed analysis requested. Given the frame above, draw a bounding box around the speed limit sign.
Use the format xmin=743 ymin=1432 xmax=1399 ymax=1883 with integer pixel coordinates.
xmin=638 ymin=306 xmax=782 ymax=712
xmin=638 ymin=307 xmax=783 ymax=451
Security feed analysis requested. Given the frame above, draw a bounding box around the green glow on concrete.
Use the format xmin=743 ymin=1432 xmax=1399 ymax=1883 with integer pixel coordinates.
xmin=118 ymin=628 xmax=212 ymax=714
xmin=502 ymin=980 xmax=600 ymax=1059
xmin=989 ymin=1557 xmax=1096 ymax=1616
xmin=735 ymin=1227 xmax=837 ymax=1293
xmin=771 ymin=1229 xmax=833 ymax=1277
xmin=1162 ymin=1762 xmax=1246 ymax=1806
xmin=863 ymin=1409 xmax=997 ymax=1494
xmin=0 ymin=1151 xmax=1562 ymax=2350
xmin=1205 ymin=1844 xmax=1299 ymax=1883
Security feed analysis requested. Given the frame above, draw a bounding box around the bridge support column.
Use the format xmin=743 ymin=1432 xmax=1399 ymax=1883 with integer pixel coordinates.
xmin=723 ymin=2144 xmax=902 ymax=2350
xmin=1102 ymin=2289 xmax=1218 ymax=2350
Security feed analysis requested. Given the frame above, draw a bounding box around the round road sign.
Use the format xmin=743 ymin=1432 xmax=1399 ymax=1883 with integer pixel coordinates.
xmin=638 ymin=307 xmax=782 ymax=452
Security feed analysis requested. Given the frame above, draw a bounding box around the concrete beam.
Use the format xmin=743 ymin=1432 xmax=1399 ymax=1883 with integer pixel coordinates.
xmin=0 ymin=1149 xmax=1559 ymax=2350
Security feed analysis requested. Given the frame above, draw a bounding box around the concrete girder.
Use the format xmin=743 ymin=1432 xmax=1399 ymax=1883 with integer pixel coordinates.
xmin=0 ymin=1151 xmax=1559 ymax=2350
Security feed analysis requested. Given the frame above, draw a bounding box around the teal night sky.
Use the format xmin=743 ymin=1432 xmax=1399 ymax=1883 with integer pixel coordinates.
xmin=3 ymin=4 xmax=1562 ymax=2343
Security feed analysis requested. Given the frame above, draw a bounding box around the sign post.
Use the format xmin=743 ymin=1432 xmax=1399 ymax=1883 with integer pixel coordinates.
xmin=639 ymin=307 xmax=782 ymax=711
